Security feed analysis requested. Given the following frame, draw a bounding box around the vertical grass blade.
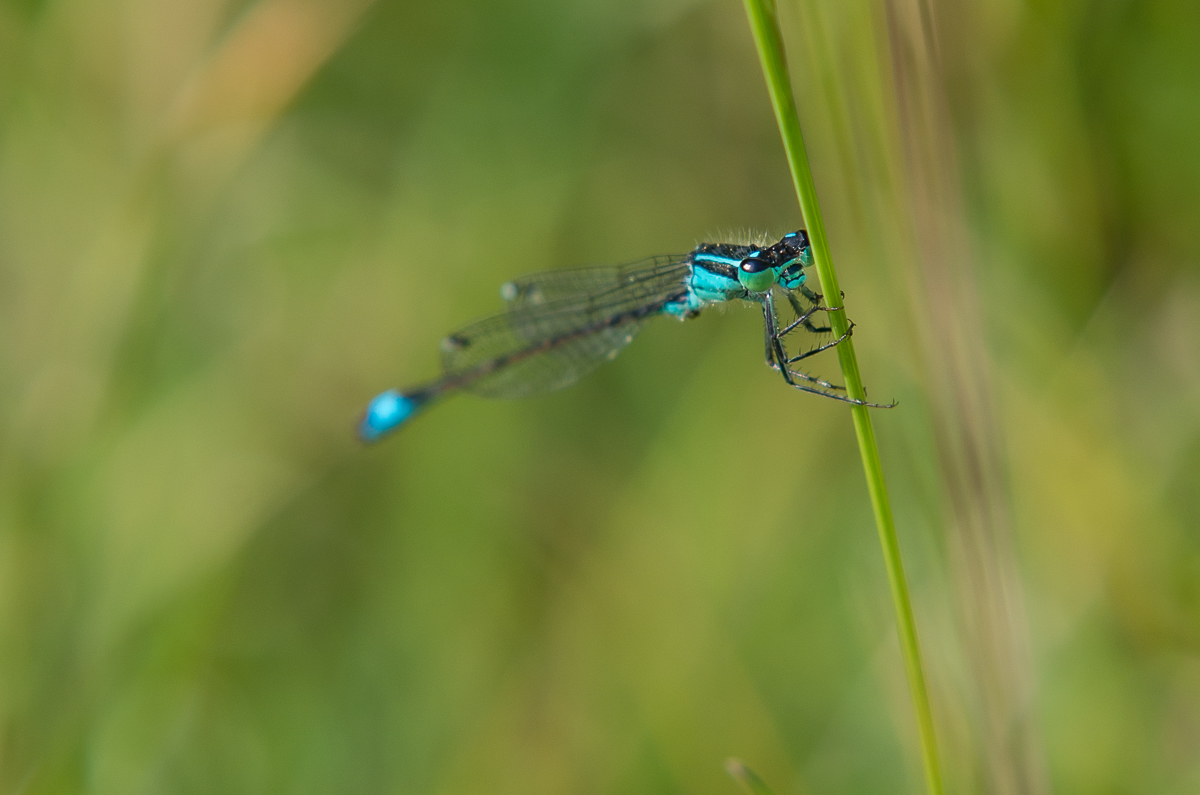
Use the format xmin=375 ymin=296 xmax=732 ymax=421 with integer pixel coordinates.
xmin=739 ymin=3 xmax=945 ymax=795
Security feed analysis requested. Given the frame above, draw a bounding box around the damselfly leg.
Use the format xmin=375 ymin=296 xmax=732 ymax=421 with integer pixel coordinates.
xmin=762 ymin=289 xmax=844 ymax=391
xmin=776 ymin=291 xmax=837 ymax=338
xmin=761 ymin=292 xmax=896 ymax=408
xmin=784 ymin=289 xmax=833 ymax=334
xmin=762 ymin=305 xmax=844 ymax=391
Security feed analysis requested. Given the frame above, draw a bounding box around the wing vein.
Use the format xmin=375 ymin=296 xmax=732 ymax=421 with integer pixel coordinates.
xmin=440 ymin=256 xmax=691 ymax=398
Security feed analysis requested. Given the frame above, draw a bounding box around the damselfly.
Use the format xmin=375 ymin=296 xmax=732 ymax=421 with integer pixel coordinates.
xmin=359 ymin=230 xmax=893 ymax=441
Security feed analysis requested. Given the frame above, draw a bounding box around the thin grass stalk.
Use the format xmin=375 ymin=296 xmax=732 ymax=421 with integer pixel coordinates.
xmin=739 ymin=3 xmax=945 ymax=795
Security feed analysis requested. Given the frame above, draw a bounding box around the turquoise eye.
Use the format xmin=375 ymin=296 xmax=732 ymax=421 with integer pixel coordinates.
xmin=738 ymin=258 xmax=777 ymax=292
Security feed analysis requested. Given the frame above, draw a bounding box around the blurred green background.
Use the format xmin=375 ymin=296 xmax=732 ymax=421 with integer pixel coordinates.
xmin=2 ymin=0 xmax=1199 ymax=793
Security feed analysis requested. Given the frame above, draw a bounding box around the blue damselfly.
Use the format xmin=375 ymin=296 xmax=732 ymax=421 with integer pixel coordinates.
xmin=359 ymin=230 xmax=892 ymax=441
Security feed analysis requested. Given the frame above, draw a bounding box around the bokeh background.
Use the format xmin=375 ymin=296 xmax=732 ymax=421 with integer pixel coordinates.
xmin=2 ymin=0 xmax=1199 ymax=793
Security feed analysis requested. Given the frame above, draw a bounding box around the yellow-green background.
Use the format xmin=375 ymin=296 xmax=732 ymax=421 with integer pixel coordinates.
xmin=1 ymin=0 xmax=1198 ymax=793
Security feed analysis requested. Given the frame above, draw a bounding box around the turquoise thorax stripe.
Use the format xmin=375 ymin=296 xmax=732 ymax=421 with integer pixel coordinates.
xmin=693 ymin=252 xmax=742 ymax=267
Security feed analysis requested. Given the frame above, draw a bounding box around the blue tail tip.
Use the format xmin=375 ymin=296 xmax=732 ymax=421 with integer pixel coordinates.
xmin=359 ymin=390 xmax=420 ymax=442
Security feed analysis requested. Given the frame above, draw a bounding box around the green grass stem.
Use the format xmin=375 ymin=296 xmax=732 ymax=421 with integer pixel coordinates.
xmin=740 ymin=3 xmax=945 ymax=795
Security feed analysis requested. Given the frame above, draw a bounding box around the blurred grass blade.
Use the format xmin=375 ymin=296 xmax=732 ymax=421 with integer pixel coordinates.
xmin=739 ymin=3 xmax=945 ymax=795
xmin=725 ymin=759 xmax=777 ymax=795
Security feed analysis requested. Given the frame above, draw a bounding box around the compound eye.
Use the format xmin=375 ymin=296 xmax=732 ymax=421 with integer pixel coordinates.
xmin=738 ymin=257 xmax=777 ymax=292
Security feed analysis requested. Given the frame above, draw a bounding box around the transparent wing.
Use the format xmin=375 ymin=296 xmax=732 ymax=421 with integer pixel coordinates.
xmin=440 ymin=255 xmax=690 ymax=398
xmin=500 ymin=267 xmax=622 ymax=306
xmin=499 ymin=254 xmax=681 ymax=306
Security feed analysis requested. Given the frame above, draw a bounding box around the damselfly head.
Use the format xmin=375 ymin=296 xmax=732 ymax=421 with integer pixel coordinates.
xmin=735 ymin=231 xmax=813 ymax=293
xmin=776 ymin=230 xmax=812 ymax=264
